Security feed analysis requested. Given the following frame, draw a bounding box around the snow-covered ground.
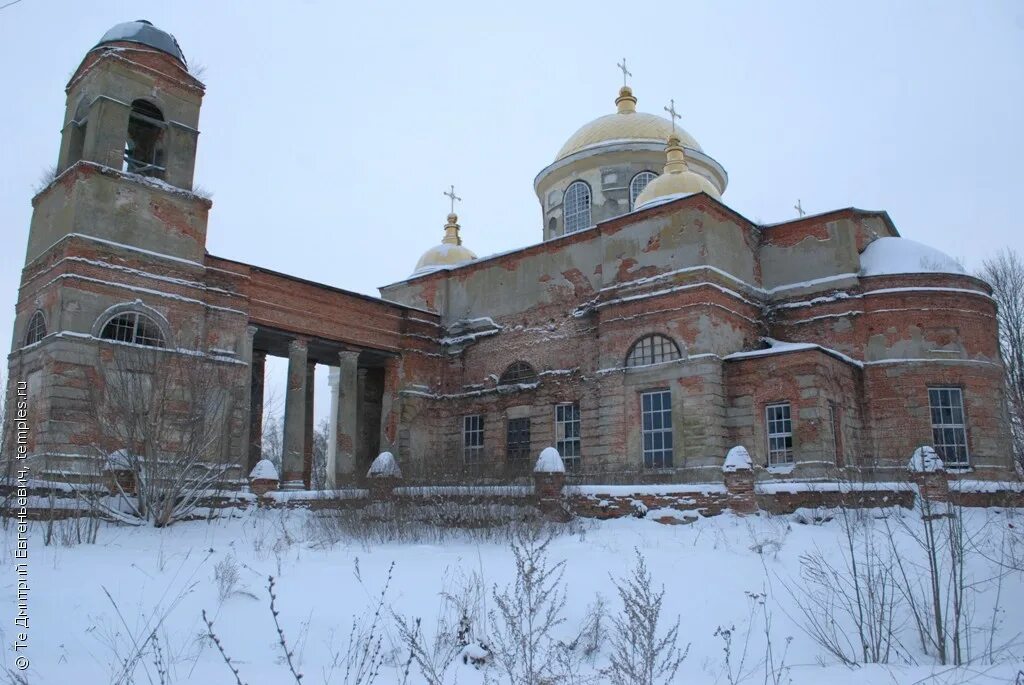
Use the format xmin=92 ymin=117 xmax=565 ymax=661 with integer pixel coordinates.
xmin=5 ymin=505 xmax=1023 ymax=684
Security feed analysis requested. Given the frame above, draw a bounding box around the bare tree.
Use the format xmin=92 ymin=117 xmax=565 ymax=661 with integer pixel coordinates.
xmin=85 ymin=342 xmax=237 ymax=527
xmin=312 ymin=418 xmax=329 ymax=490
xmin=980 ymin=248 xmax=1024 ymax=471
xmin=604 ymin=550 xmax=688 ymax=685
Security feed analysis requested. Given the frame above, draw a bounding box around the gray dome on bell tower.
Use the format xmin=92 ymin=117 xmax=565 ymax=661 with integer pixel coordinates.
xmin=94 ymin=20 xmax=186 ymax=65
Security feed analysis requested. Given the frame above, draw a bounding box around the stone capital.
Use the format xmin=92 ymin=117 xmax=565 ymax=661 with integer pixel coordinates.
xmin=337 ymin=349 xmax=360 ymax=365
xmin=288 ymin=338 xmax=308 ymax=355
xmin=245 ymin=324 xmax=259 ymax=341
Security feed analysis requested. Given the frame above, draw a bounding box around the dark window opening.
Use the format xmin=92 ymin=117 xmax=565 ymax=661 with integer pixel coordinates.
xmin=506 ymin=417 xmax=531 ymax=464
xmin=124 ymin=99 xmax=166 ymax=178
xmin=100 ymin=312 xmax=165 ymax=347
xmin=25 ymin=311 xmax=47 ymax=346
xmin=499 ymin=361 xmax=538 ymax=386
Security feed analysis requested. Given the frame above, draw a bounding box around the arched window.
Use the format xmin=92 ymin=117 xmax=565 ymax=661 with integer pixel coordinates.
xmin=629 ymin=171 xmax=658 ymax=209
xmin=563 ymin=181 xmax=592 ymax=235
xmin=25 ymin=311 xmax=46 ymax=346
xmin=626 ymin=334 xmax=682 ymax=368
xmin=124 ymin=99 xmax=165 ymax=178
xmin=499 ymin=361 xmax=538 ymax=385
xmin=100 ymin=312 xmax=165 ymax=347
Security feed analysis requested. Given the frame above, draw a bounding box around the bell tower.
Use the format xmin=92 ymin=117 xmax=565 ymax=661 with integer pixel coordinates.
xmin=26 ymin=19 xmax=210 ymax=265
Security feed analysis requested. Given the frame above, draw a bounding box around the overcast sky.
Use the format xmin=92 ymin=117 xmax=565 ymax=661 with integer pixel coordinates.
xmin=2 ymin=1 xmax=1022 ymax=424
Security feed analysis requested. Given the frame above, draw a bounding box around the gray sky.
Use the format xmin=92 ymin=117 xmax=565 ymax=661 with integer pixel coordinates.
xmin=2 ymin=1 xmax=1022 ymax=425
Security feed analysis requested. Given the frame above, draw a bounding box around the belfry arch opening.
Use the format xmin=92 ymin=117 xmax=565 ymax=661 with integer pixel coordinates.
xmin=124 ymin=99 xmax=166 ymax=178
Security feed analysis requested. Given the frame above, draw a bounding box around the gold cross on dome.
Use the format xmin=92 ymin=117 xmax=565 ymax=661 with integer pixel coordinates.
xmin=664 ymin=99 xmax=681 ymax=132
xmin=443 ymin=184 xmax=462 ymax=214
xmin=617 ymin=58 xmax=632 ymax=87
xmin=794 ymin=199 xmax=805 ymax=217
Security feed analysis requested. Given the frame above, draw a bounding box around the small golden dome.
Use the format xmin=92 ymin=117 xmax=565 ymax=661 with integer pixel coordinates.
xmin=413 ymin=212 xmax=478 ymax=275
xmin=634 ymin=133 xmax=721 ymax=208
xmin=555 ymin=86 xmax=702 ymax=161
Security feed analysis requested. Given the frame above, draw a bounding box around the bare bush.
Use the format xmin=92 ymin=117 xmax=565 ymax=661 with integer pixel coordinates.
xmin=394 ymin=567 xmax=489 ymax=684
xmin=84 ymin=342 xmax=237 ymax=527
xmin=785 ymin=506 xmax=902 ymax=665
xmin=883 ymin=489 xmax=1000 ymax=666
xmin=604 ymin=550 xmax=688 ymax=685
xmin=489 ymin=527 xmax=568 ymax=685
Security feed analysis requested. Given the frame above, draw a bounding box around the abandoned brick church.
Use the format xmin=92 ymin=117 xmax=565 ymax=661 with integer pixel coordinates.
xmin=5 ymin=20 xmax=1016 ymax=491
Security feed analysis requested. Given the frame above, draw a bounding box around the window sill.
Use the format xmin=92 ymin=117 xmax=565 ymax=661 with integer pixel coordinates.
xmin=765 ymin=463 xmax=796 ymax=475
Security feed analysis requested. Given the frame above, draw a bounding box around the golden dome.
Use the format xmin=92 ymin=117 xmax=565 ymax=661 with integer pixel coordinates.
xmin=634 ymin=133 xmax=721 ymax=207
xmin=413 ymin=212 xmax=477 ymax=275
xmin=555 ymin=86 xmax=702 ymax=161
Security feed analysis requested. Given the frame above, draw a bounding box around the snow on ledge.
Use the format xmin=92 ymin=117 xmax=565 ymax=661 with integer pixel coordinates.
xmin=249 ymin=459 xmax=279 ymax=480
xmin=908 ymin=446 xmax=944 ymax=473
xmin=859 ymin=237 xmax=965 ymax=277
xmin=534 ymin=447 xmax=565 ymax=474
xmin=367 ymin=452 xmax=402 ymax=479
xmin=722 ymin=446 xmax=752 ymax=472
xmin=566 ymin=483 xmax=728 ymax=497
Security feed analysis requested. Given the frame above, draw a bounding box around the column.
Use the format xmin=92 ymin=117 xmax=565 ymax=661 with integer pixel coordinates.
xmin=333 ymin=350 xmax=361 ymax=486
xmin=303 ymin=361 xmax=315 ymax=489
xmin=281 ymin=338 xmax=308 ymax=490
xmin=356 ymin=368 xmax=368 ymax=466
xmin=378 ymin=357 xmax=400 ymax=456
xmin=242 ymin=326 xmax=264 ymax=472
xmin=326 ymin=368 xmax=341 ymax=489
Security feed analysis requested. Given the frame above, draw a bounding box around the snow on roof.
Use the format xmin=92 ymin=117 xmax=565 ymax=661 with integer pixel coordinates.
xmin=908 ymin=446 xmax=944 ymax=473
xmin=534 ymin=447 xmax=565 ymax=474
xmin=367 ymin=451 xmax=402 ymax=479
xmin=249 ymin=459 xmax=279 ymax=480
xmin=859 ymin=237 xmax=965 ymax=278
xmin=722 ymin=446 xmax=752 ymax=472
xmin=723 ymin=337 xmax=863 ymax=368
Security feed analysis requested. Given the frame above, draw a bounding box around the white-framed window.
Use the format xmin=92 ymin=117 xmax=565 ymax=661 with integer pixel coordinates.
xmin=928 ymin=387 xmax=969 ymax=467
xmin=25 ymin=311 xmax=46 ymax=346
xmin=563 ymin=181 xmax=592 ymax=235
xmin=100 ymin=312 xmax=165 ymax=347
xmin=626 ymin=334 xmax=682 ymax=368
xmin=629 ymin=171 xmax=658 ymax=208
xmin=463 ymin=414 xmax=485 ymax=464
xmin=765 ymin=403 xmax=794 ymax=465
xmin=555 ymin=403 xmax=581 ymax=470
xmin=641 ymin=389 xmax=673 ymax=469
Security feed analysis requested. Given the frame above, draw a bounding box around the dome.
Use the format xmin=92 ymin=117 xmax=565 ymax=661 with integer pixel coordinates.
xmin=859 ymin=237 xmax=965 ymax=277
xmin=413 ymin=213 xmax=477 ymax=275
xmin=555 ymin=87 xmax=701 ymax=162
xmin=634 ymin=133 xmax=721 ymax=208
xmin=95 ymin=20 xmax=186 ymax=65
